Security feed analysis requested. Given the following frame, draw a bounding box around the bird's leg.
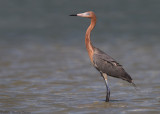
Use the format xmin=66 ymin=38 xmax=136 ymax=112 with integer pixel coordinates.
xmin=102 ymin=73 xmax=110 ymax=102
xmin=105 ymin=79 xmax=110 ymax=102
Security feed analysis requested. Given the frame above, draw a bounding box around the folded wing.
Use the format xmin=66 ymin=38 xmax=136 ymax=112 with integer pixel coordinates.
xmin=93 ymin=47 xmax=133 ymax=83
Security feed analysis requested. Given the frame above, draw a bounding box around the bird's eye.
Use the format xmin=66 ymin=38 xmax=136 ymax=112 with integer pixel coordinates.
xmin=86 ymin=13 xmax=90 ymax=15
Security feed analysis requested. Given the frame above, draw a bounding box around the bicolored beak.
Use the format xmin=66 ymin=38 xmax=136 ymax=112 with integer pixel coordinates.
xmin=70 ymin=12 xmax=90 ymax=17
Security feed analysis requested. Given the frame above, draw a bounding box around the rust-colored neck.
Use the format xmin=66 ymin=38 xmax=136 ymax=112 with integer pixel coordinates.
xmin=85 ymin=16 xmax=96 ymax=63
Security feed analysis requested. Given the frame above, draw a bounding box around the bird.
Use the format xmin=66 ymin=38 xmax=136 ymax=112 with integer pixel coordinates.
xmin=70 ymin=11 xmax=136 ymax=102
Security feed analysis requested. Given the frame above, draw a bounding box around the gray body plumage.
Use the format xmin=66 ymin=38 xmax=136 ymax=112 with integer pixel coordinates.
xmin=93 ymin=47 xmax=133 ymax=83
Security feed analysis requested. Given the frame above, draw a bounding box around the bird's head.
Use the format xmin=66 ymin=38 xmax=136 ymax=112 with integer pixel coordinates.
xmin=70 ymin=11 xmax=96 ymax=18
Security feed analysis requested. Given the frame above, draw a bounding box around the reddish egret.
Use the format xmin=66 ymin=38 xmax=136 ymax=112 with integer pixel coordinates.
xmin=70 ymin=11 xmax=136 ymax=102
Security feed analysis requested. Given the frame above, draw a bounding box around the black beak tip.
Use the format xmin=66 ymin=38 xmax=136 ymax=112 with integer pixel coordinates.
xmin=69 ymin=14 xmax=77 ymax=16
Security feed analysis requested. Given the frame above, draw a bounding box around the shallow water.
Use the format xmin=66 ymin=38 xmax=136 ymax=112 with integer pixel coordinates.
xmin=0 ymin=0 xmax=160 ymax=114
xmin=0 ymin=42 xmax=160 ymax=114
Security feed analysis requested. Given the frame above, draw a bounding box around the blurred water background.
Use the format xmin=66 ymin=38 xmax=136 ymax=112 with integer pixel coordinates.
xmin=0 ymin=0 xmax=160 ymax=114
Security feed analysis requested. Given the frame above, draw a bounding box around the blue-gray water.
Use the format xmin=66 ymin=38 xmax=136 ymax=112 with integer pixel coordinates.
xmin=0 ymin=0 xmax=160 ymax=114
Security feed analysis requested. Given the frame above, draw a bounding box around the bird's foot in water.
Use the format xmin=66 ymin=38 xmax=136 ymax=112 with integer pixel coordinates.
xmin=105 ymin=86 xmax=110 ymax=102
xmin=105 ymin=97 xmax=109 ymax=102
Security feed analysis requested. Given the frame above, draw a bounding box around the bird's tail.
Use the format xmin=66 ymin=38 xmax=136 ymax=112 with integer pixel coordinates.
xmin=131 ymin=80 xmax=137 ymax=90
xmin=124 ymin=72 xmax=137 ymax=90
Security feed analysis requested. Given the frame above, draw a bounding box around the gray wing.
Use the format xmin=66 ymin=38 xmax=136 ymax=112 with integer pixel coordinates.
xmin=93 ymin=48 xmax=132 ymax=83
